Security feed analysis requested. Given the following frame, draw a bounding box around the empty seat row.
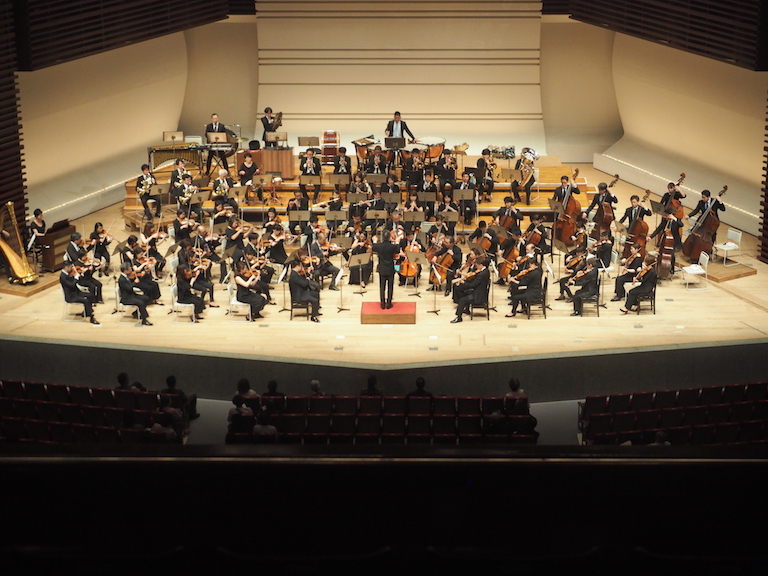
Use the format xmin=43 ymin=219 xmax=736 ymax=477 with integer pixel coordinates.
xmin=227 ymin=431 xmax=538 ymax=446
xmin=0 ymin=380 xmax=174 ymax=410
xmin=0 ymin=399 xmax=164 ymax=428
xmin=0 ymin=417 xmax=168 ymax=444
xmin=583 ymin=401 xmax=768 ymax=442
xmin=592 ymin=421 xmax=768 ymax=446
xmin=579 ymin=382 xmax=768 ymax=424
xmin=228 ymin=413 xmax=538 ymax=442
xmin=261 ymin=395 xmax=525 ymax=416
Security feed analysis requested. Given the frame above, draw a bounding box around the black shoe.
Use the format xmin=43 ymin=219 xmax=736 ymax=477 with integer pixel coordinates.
xmin=444 ymin=290 xmax=450 ymax=297
xmin=253 ymin=312 xmax=263 ymax=319
xmin=76 ymin=312 xmax=85 ymax=317
xmin=386 ymin=302 xmax=393 ymax=309
xmin=311 ymin=316 xmax=320 ymax=323
xmin=190 ymin=413 xmax=201 ymax=420
xmin=90 ymin=316 xmax=100 ymax=326
xmin=555 ymin=296 xmax=566 ymax=301
xmin=141 ymin=319 xmax=153 ymax=326
xmin=381 ymin=303 xmax=386 ymax=309
xmin=155 ymin=213 xmax=161 ymax=218
xmin=329 ymin=285 xmax=339 ymax=291
xmin=495 ymin=279 xmax=506 ymax=286
xmin=131 ymin=311 xmax=139 ymax=318
xmin=570 ymin=311 xmax=581 ymax=317
xmin=450 ymin=316 xmax=463 ymax=323
xmin=610 ymin=296 xmax=621 ymax=302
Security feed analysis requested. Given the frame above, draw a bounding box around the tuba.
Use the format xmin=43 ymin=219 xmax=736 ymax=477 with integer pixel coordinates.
xmin=272 ymin=111 xmax=283 ymax=131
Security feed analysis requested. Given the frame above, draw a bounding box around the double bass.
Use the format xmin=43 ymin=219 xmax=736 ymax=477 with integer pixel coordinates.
xmin=621 ymin=190 xmax=651 ymax=259
xmin=665 ymin=173 xmax=686 ymax=219
xmin=656 ymin=217 xmax=676 ymax=280
xmin=682 ymin=185 xmax=727 ymax=262
xmin=553 ymin=168 xmax=581 ymax=246
xmin=591 ymin=174 xmax=619 ymax=240
xmin=399 ymin=228 xmax=421 ymax=279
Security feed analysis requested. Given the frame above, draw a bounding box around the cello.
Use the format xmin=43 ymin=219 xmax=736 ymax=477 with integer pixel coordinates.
xmin=553 ymin=168 xmax=581 ymax=246
xmin=682 ymin=185 xmax=727 ymax=262
xmin=621 ymin=190 xmax=651 ymax=259
xmin=399 ymin=228 xmax=421 ymax=280
xmin=591 ymin=174 xmax=619 ymax=240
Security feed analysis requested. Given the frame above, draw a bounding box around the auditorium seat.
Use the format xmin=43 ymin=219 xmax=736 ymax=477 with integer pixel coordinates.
xmin=676 ymin=388 xmax=700 ymax=407
xmin=457 ymin=415 xmax=482 ymax=435
xmin=24 ymin=382 xmax=48 ymax=401
xmin=0 ymin=380 xmax=24 ymax=398
xmin=12 ymin=399 xmax=37 ymax=419
xmin=381 ymin=414 xmax=406 ymax=436
xmin=721 ymin=384 xmax=746 ymax=404
xmin=483 ymin=433 xmax=508 ymax=444
xmin=729 ymin=401 xmax=754 ymax=422
xmin=58 ymin=403 xmax=83 ymax=423
xmin=24 ymin=419 xmax=50 ymax=442
xmin=406 ymin=414 xmax=431 ymax=436
xmin=690 ymin=424 xmax=715 ymax=445
xmin=68 ymin=386 xmax=92 ymax=405
xmin=706 ymin=404 xmax=730 ymax=425
xmin=34 ymin=401 xmax=59 ymax=422
xmin=228 ymin=413 xmax=256 ymax=434
xmin=1 ymin=417 xmax=26 ymax=439
xmin=659 ymin=407 xmax=685 ymax=428
xmin=752 ymin=400 xmax=768 ymax=420
xmin=432 ymin=414 xmax=456 ymax=436
xmin=432 ymin=396 xmax=456 ymax=416
xmin=354 ymin=433 xmax=379 ymax=444
xmin=305 ymin=414 xmax=332 ymax=442
xmin=333 ymin=396 xmax=357 ymax=414
xmin=508 ymin=434 xmax=536 ymax=444
xmin=683 ymin=406 xmax=708 ymax=426
xmin=356 ymin=414 xmax=381 ymax=436
xmin=71 ymin=423 xmax=98 ymax=443
xmin=135 ymin=391 xmax=161 ymax=411
xmin=482 ymin=397 xmax=504 ymax=415
xmin=629 ymin=391 xmax=654 ymax=411
xmin=432 ymin=434 xmax=456 ymax=445
xmin=666 ymin=426 xmax=691 ymax=445
xmin=737 ymin=421 xmax=763 ymax=442
xmin=81 ymin=405 xmax=106 ymax=426
xmin=612 ymin=411 xmax=636 ymax=433
xmin=331 ymin=414 xmax=356 ymax=436
xmin=327 ymin=433 xmax=354 ymax=444
xmin=48 ymin=421 xmax=74 ymax=443
xmin=380 ymin=432 xmax=406 ymax=444
xmin=457 ymin=396 xmax=481 ymax=415
xmin=653 ymin=389 xmax=677 ymax=409
xmin=359 ymin=396 xmax=383 ymax=415
xmin=406 ymin=396 xmax=432 ymax=415
xmin=635 ymin=409 xmax=660 ymax=431
xmin=383 ymin=397 xmax=406 ymax=414
xmin=284 ymin=396 xmax=309 ymax=414
xmin=745 ymin=382 xmax=768 ymax=401
xmin=699 ymin=385 xmax=724 ymax=406
xmin=308 ymin=395 xmax=333 ymax=415
xmin=578 ymin=395 xmax=608 ymax=424
xmin=406 ymin=434 xmax=430 ymax=444
xmin=583 ymin=413 xmax=612 ymax=442
xmin=114 ymin=389 xmax=137 ymax=410
xmin=607 ymin=393 xmax=631 ymax=413
xmin=46 ymin=383 xmax=70 ymax=403
xmin=0 ymin=397 xmax=13 ymax=417
xmin=96 ymin=426 xmax=122 ymax=444
xmin=714 ymin=422 xmax=739 ymax=444
xmin=226 ymin=432 xmax=251 ymax=445
xmin=102 ymin=407 xmax=125 ymax=428
xmin=120 ymin=428 xmax=148 ymax=443
xmin=457 ymin=433 xmax=482 ymax=444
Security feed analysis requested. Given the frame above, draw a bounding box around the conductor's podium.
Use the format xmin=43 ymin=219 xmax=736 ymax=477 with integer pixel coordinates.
xmin=361 ymin=301 xmax=416 ymax=325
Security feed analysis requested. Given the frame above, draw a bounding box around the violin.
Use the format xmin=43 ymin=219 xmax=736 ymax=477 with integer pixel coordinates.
xmin=513 ymin=267 xmax=533 ymax=281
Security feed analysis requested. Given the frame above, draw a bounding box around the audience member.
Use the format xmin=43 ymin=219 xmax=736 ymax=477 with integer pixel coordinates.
xmin=121 ymin=409 xmax=148 ymax=431
xmin=252 ymin=411 xmax=278 ymax=442
xmin=504 ymin=378 xmax=529 ymax=414
xmin=228 ymin=395 xmax=255 ymax=434
xmin=361 ymin=375 xmax=381 ymax=396
xmin=162 ymin=375 xmax=200 ymax=421
xmin=236 ymin=378 xmax=261 ymax=410
xmin=653 ymin=431 xmax=671 ymax=446
xmin=115 ymin=372 xmax=147 ymax=392
xmin=405 ymin=377 xmax=434 ymax=398
xmin=310 ymin=379 xmax=327 ymax=396
xmin=150 ymin=412 xmax=178 ymax=441
xmin=261 ymin=380 xmax=286 ymax=412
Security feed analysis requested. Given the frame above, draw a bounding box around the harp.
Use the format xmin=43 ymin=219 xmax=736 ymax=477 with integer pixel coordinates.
xmin=0 ymin=201 xmax=38 ymax=284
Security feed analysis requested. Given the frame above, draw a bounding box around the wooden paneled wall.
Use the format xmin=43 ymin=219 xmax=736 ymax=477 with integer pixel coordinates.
xmin=0 ymin=0 xmax=26 ymax=227
xmin=255 ymin=1 xmax=546 ymax=153
xmin=760 ymin=89 xmax=768 ymax=264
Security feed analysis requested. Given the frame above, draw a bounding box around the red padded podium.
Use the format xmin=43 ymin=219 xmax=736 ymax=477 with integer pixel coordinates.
xmin=360 ymin=301 xmax=416 ymax=325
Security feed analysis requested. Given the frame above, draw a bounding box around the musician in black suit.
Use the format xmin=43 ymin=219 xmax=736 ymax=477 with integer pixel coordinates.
xmin=468 ymin=221 xmax=499 ymax=256
xmin=333 ymin=146 xmax=352 ymax=192
xmin=169 ymin=158 xmax=189 ymax=201
xmin=419 ymin=171 xmax=437 ymax=218
xmin=261 ymin=107 xmax=278 ymax=147
xmin=372 ymin=231 xmax=403 ymax=309
xmin=569 ymin=257 xmax=598 ymax=316
xmin=493 ymin=197 xmax=524 ymax=230
xmin=363 ymin=189 xmax=386 ymax=230
xmin=506 ymin=260 xmax=542 ymax=317
xmin=619 ymin=195 xmax=652 ymax=226
xmin=287 ymin=191 xmax=309 ymax=234
xmin=59 ymin=261 xmax=99 ymax=325
xmin=476 ymin=149 xmax=495 ymax=202
xmin=455 ymin=172 xmax=476 ymax=225
xmin=649 ymin=208 xmax=684 ymax=270
xmin=137 ymin=164 xmax=161 ymax=219
xmin=299 ymin=148 xmax=322 ymax=200
xmin=178 ymin=174 xmax=203 ymax=221
xmin=430 ymin=235 xmax=463 ymax=295
xmin=175 ymin=264 xmax=206 ymax=319
xmin=612 ymin=242 xmax=643 ymax=301
xmin=525 ymin=214 xmax=550 ymax=254
xmin=289 ymin=260 xmax=320 ymax=322
xmin=65 ymin=232 xmax=103 ymax=302
xmin=687 ymin=189 xmax=726 ymax=243
xmin=585 ymin=182 xmax=618 ymax=220
xmin=205 ymin=113 xmax=233 ymax=174
xmin=211 ymin=169 xmax=238 ymax=212
xmin=621 ymin=254 xmax=658 ymax=313
xmin=380 ymin=174 xmax=400 ymax=214
xmin=451 ymin=257 xmax=490 ymax=323
xmin=552 ymin=174 xmax=579 ymax=203
xmin=366 ymin=145 xmax=389 ymax=175
xmin=310 ymin=233 xmax=340 ymax=290
xmin=172 ymin=210 xmax=193 ymax=243
xmin=384 ymin=111 xmax=415 ymax=141
xmin=118 ymin=262 xmax=152 ymax=325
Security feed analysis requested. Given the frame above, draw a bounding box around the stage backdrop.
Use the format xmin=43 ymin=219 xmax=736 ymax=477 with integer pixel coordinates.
xmin=254 ymin=1 xmax=547 ymax=157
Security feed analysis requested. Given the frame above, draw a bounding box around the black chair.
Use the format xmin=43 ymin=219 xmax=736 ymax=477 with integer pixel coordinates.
xmin=579 ymin=274 xmax=602 ymax=317
xmin=289 ymin=285 xmax=311 ymax=321
xmin=468 ymin=282 xmax=491 ymax=320
xmin=634 ymin=281 xmax=656 ymax=314
xmin=525 ymin=276 xmax=548 ymax=319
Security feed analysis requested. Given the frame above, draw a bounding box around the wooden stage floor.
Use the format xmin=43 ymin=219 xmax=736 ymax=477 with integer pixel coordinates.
xmin=1 ymin=164 xmax=767 ymax=371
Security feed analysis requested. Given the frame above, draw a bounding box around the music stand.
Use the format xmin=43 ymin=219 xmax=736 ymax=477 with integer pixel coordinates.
xmin=417 ymin=191 xmax=438 ymax=203
xmin=501 ymin=168 xmax=518 ymax=182
xmin=613 ymin=221 xmax=629 ymax=244
xmin=365 ymin=209 xmax=388 ymax=232
xmin=112 ymin=240 xmax=128 ymax=258
xmin=453 ymin=188 xmax=474 ymax=234
xmin=366 ymin=174 xmax=386 ymax=187
xmin=552 ymin=238 xmax=569 ymax=279
xmin=650 ymin=199 xmax=666 ymax=215
xmin=163 ymin=131 xmax=184 ymax=143
xmin=300 ymin=175 xmax=321 ymax=187
xmin=277 ymin=255 xmax=295 ymax=313
xmin=403 ymin=170 xmax=423 ymax=186
xmin=291 ymin=210 xmax=311 ymax=227
xmin=405 ymin=251 xmax=429 ymax=297
xmin=207 ymin=132 xmax=227 ymax=143
xmin=333 ymin=268 xmax=348 ymax=312
xmin=385 ymin=137 xmax=405 ymax=150
xmin=381 ymin=192 xmax=400 ymax=208
xmin=266 ymin=132 xmax=288 ymax=148
xmin=298 ymin=136 xmax=320 ymax=147
xmin=329 ymin=173 xmax=351 ymax=188
xmin=438 ymin=211 xmax=459 ymax=224
xmin=548 ymin=198 xmax=566 ymax=216
xmin=348 ymin=252 xmax=371 ymax=295
xmin=211 ymin=222 xmax=228 ymax=236
xmin=403 ymin=212 xmax=423 ymax=228
xmin=325 ymin=210 xmax=346 ymax=235
xmin=427 ymin=264 xmax=441 ymax=315
xmin=346 ymin=192 xmax=368 ymax=205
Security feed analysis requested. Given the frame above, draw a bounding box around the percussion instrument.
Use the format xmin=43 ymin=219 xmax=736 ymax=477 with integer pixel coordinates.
xmin=414 ymin=137 xmax=446 ymax=160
